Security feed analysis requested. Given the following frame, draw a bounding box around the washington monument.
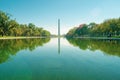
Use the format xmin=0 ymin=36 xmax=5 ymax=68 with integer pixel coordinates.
xmin=58 ymin=19 xmax=60 ymax=37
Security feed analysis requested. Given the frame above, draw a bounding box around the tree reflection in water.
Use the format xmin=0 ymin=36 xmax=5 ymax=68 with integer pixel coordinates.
xmin=0 ymin=38 xmax=50 ymax=64
xmin=67 ymin=38 xmax=120 ymax=57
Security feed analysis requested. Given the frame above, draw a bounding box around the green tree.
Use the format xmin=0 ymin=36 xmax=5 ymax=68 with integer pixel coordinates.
xmin=66 ymin=18 xmax=120 ymax=38
xmin=0 ymin=10 xmax=51 ymax=37
xmin=0 ymin=11 xmax=10 ymax=36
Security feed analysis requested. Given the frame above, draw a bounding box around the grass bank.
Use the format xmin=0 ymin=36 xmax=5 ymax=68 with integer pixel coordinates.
xmin=0 ymin=36 xmax=48 ymax=40
xmin=75 ymin=37 xmax=120 ymax=40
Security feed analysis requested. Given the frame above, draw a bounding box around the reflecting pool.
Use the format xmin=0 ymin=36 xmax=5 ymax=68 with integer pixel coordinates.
xmin=0 ymin=38 xmax=120 ymax=80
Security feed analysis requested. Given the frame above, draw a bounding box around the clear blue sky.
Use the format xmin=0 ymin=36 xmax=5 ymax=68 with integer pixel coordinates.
xmin=0 ymin=0 xmax=120 ymax=34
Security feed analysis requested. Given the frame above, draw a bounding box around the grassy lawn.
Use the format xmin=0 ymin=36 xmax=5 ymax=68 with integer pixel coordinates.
xmin=0 ymin=36 xmax=46 ymax=39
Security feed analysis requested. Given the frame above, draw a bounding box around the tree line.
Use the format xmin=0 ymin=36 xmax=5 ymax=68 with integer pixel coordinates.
xmin=0 ymin=11 xmax=50 ymax=37
xmin=66 ymin=18 xmax=120 ymax=38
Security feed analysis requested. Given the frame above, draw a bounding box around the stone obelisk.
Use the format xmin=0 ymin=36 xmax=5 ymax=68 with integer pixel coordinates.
xmin=58 ymin=19 xmax=60 ymax=37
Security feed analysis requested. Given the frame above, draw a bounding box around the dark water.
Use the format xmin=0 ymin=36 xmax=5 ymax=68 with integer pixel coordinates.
xmin=0 ymin=38 xmax=120 ymax=80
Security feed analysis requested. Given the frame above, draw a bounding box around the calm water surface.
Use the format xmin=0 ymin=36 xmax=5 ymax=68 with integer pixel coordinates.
xmin=0 ymin=38 xmax=120 ymax=80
